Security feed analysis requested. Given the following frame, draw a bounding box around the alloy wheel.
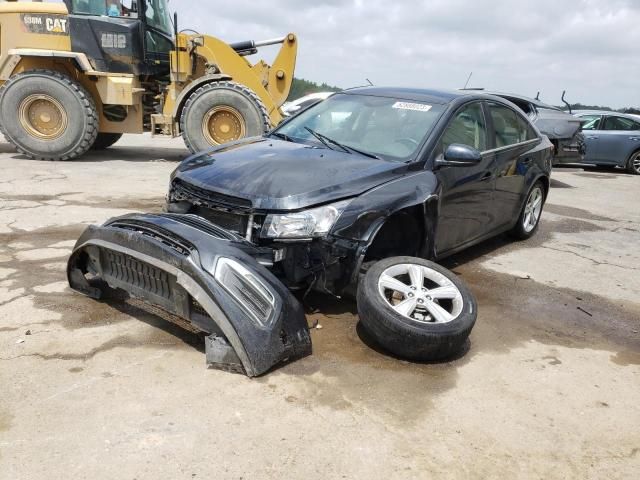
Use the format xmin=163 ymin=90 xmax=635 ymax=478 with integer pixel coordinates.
xmin=377 ymin=263 xmax=464 ymax=324
xmin=523 ymin=186 xmax=543 ymax=233
xmin=631 ymin=152 xmax=640 ymax=174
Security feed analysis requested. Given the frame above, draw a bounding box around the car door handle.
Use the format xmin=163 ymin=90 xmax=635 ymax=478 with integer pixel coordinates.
xmin=630 ymin=137 xmax=640 ymax=141
xmin=521 ymin=157 xmax=533 ymax=165
xmin=587 ymin=136 xmax=599 ymax=140
xmin=480 ymin=172 xmax=493 ymax=182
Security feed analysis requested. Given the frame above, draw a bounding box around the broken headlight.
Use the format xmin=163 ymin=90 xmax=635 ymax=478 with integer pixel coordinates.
xmin=261 ymin=200 xmax=350 ymax=239
xmin=212 ymin=257 xmax=276 ymax=327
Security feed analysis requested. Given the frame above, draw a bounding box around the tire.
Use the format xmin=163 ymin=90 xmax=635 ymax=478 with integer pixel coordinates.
xmin=357 ymin=256 xmax=477 ymax=361
xmin=509 ymin=180 xmax=545 ymax=240
xmin=91 ymin=132 xmax=123 ymax=150
xmin=626 ymin=150 xmax=640 ymax=175
xmin=0 ymin=70 xmax=98 ymax=161
xmin=180 ymin=81 xmax=270 ymax=154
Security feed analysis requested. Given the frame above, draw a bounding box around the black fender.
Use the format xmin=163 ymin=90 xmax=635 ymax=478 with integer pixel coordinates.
xmin=332 ymin=169 xmax=440 ymax=272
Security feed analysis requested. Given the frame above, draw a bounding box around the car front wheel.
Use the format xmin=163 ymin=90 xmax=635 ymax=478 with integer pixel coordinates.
xmin=357 ymin=257 xmax=477 ymax=361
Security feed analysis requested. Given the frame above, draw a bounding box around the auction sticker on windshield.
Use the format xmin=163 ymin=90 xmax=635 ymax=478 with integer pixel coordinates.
xmin=392 ymin=102 xmax=432 ymax=112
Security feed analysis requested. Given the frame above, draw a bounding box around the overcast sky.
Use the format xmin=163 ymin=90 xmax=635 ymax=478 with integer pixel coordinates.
xmin=170 ymin=0 xmax=638 ymax=108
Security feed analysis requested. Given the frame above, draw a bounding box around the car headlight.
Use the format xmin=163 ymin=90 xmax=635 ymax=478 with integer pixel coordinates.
xmin=261 ymin=200 xmax=351 ymax=239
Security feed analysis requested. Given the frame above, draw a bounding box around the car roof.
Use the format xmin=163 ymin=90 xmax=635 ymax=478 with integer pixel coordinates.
xmin=342 ymin=86 xmax=500 ymax=105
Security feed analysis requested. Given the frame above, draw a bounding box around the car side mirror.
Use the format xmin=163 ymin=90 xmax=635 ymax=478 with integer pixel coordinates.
xmin=437 ymin=144 xmax=482 ymax=167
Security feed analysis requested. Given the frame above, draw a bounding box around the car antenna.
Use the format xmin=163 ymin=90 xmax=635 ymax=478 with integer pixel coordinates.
xmin=561 ymin=90 xmax=572 ymax=114
xmin=535 ymin=92 xmax=540 ymax=100
xmin=365 ymin=78 xmax=374 ymax=86
xmin=463 ymin=71 xmax=473 ymax=89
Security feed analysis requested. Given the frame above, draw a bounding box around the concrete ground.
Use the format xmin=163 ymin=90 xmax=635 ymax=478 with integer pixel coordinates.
xmin=0 ymin=134 xmax=638 ymax=480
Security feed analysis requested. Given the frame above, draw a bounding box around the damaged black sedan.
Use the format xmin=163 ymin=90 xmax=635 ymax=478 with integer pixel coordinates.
xmin=69 ymin=87 xmax=552 ymax=375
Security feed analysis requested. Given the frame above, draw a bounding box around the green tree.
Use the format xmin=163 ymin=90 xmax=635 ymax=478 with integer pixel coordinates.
xmin=287 ymin=78 xmax=341 ymax=101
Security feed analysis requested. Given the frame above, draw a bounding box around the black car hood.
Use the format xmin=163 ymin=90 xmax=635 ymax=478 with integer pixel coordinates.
xmin=173 ymin=138 xmax=407 ymax=210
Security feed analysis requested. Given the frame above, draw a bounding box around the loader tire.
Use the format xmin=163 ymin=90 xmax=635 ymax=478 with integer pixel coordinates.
xmin=0 ymin=70 xmax=98 ymax=161
xmin=91 ymin=133 xmax=123 ymax=150
xmin=180 ymin=81 xmax=270 ymax=153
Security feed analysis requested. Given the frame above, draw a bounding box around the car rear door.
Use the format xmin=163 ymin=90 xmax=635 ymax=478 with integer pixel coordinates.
xmin=486 ymin=102 xmax=541 ymax=228
xmin=595 ymin=115 xmax=640 ymax=166
xmin=433 ymin=101 xmax=496 ymax=254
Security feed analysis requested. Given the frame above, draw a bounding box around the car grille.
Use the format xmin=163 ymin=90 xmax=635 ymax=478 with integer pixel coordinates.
xmin=171 ymin=179 xmax=252 ymax=211
xmin=158 ymin=214 xmax=238 ymax=241
xmin=170 ymin=180 xmax=261 ymax=238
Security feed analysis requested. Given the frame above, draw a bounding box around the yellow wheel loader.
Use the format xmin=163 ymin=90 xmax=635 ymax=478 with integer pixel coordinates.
xmin=0 ymin=0 xmax=297 ymax=160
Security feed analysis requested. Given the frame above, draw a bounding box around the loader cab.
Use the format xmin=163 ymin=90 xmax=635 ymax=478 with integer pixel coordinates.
xmin=63 ymin=0 xmax=174 ymax=77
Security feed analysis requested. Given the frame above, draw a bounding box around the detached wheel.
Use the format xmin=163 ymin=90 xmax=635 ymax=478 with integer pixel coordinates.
xmin=0 ymin=70 xmax=98 ymax=160
xmin=357 ymin=257 xmax=477 ymax=361
xmin=509 ymin=181 xmax=545 ymax=240
xmin=627 ymin=151 xmax=640 ymax=175
xmin=180 ymin=81 xmax=270 ymax=153
xmin=91 ymin=132 xmax=122 ymax=150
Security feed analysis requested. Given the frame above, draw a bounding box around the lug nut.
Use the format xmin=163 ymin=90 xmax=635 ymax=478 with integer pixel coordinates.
xmin=408 ymin=293 xmax=414 ymax=298
xmin=410 ymin=286 xmax=416 ymax=290
xmin=417 ymin=299 xmax=424 ymax=304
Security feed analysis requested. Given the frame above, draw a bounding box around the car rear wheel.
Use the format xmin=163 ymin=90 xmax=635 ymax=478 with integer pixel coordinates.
xmin=357 ymin=256 xmax=477 ymax=361
xmin=509 ymin=181 xmax=545 ymax=240
xmin=627 ymin=151 xmax=640 ymax=175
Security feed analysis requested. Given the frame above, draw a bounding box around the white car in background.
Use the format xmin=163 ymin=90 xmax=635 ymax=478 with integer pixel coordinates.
xmin=281 ymin=92 xmax=334 ymax=116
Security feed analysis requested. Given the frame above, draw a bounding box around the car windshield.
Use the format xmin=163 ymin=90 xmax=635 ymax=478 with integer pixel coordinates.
xmin=274 ymin=93 xmax=446 ymax=161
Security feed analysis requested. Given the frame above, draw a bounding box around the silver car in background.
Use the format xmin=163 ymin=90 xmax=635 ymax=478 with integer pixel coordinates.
xmin=574 ymin=111 xmax=640 ymax=175
xmin=490 ymin=93 xmax=585 ymax=165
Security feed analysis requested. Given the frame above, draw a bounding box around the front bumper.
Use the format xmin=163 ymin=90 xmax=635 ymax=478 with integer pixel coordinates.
xmin=67 ymin=213 xmax=312 ymax=376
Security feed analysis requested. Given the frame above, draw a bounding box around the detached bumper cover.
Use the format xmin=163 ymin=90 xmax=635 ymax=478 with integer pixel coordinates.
xmin=67 ymin=213 xmax=311 ymax=376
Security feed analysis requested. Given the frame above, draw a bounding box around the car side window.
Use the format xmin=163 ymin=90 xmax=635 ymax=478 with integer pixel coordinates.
xmin=439 ymin=103 xmax=488 ymax=155
xmin=488 ymin=104 xmax=537 ymax=148
xmin=579 ymin=115 xmax=602 ymax=131
xmin=602 ymin=116 xmax=640 ymax=131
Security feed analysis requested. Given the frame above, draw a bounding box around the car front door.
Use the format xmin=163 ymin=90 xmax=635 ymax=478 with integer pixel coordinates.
xmin=578 ymin=114 xmax=604 ymax=163
xmin=487 ymin=102 xmax=541 ymax=228
xmin=595 ymin=115 xmax=640 ymax=166
xmin=433 ymin=101 xmax=495 ymax=255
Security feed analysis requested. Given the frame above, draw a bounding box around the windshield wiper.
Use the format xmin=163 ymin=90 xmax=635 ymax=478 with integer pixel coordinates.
xmin=304 ymin=127 xmax=380 ymax=159
xmin=304 ymin=127 xmax=335 ymax=151
xmin=340 ymin=143 xmax=381 ymax=160
xmin=270 ymin=132 xmax=295 ymax=143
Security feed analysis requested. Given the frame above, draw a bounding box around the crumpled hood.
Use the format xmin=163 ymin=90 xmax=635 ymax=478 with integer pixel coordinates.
xmin=173 ymin=137 xmax=406 ymax=210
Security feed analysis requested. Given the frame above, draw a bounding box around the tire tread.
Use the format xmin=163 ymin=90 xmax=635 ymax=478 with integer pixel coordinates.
xmin=0 ymin=69 xmax=98 ymax=161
